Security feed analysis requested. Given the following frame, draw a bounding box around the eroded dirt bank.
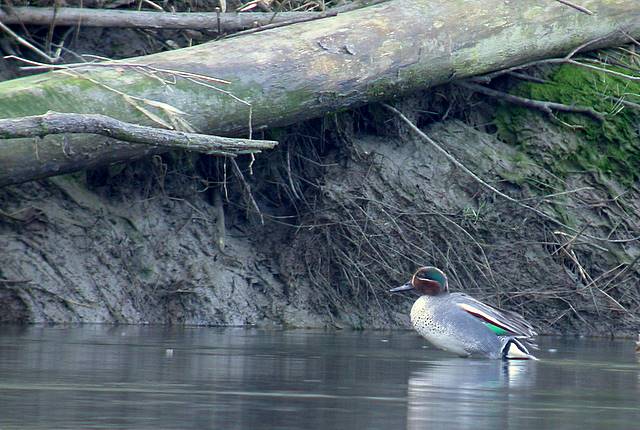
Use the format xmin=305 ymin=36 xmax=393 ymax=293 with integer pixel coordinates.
xmin=2 ymin=87 xmax=639 ymax=335
xmin=0 ymin=169 xmax=326 ymax=326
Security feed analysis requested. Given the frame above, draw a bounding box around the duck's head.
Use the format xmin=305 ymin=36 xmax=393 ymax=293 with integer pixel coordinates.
xmin=390 ymin=266 xmax=448 ymax=296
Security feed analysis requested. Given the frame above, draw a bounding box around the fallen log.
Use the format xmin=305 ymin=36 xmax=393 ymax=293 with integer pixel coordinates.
xmin=0 ymin=0 xmax=639 ymax=187
xmin=0 ymin=7 xmax=331 ymax=32
xmin=0 ymin=0 xmax=386 ymax=31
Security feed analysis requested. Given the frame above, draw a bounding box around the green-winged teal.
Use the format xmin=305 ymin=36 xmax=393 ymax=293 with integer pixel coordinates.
xmin=391 ymin=267 xmax=537 ymax=360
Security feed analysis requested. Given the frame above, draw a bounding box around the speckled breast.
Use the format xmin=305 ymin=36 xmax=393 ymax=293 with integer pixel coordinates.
xmin=409 ymin=296 xmax=469 ymax=356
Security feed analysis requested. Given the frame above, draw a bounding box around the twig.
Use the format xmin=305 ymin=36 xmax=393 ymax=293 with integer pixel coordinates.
xmin=213 ymin=189 xmax=226 ymax=251
xmin=476 ymin=34 xmax=640 ymax=85
xmin=0 ymin=20 xmax=56 ymax=63
xmin=0 ymin=207 xmax=45 ymax=224
xmin=44 ymin=2 xmax=60 ymax=57
xmin=551 ymin=225 xmax=589 ymax=257
xmin=622 ymin=32 xmax=640 ymax=48
xmin=552 ymin=230 xmax=607 ymax=252
xmin=554 ymin=0 xmax=593 ymax=15
xmin=0 ymin=112 xmax=277 ymax=156
xmin=605 ymin=96 xmax=640 ymax=111
xmin=519 ymin=186 xmax=593 ymax=202
xmin=458 ymin=82 xmax=605 ymax=122
xmin=140 ymin=0 xmax=164 ymax=11
xmin=565 ymin=36 xmax=609 ymax=59
xmin=382 ymin=103 xmax=640 ymax=244
xmin=383 ymin=103 xmax=536 ymax=207
xmin=476 ymin=36 xmax=608 ymax=83
xmin=231 ymin=159 xmax=264 ymax=224
xmin=568 ymin=60 xmax=640 ymax=81
xmin=0 ymin=278 xmax=32 ymax=285
xmin=5 ymin=55 xmax=256 ymax=153
xmin=600 ymin=253 xmax=640 ymax=292
xmin=286 ymin=146 xmax=301 ymax=200
xmin=5 ymin=55 xmax=231 ymax=85
xmin=436 ymin=213 xmax=497 ymax=288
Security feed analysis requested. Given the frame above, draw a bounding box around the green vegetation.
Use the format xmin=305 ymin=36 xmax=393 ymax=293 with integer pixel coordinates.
xmin=495 ymin=61 xmax=640 ymax=187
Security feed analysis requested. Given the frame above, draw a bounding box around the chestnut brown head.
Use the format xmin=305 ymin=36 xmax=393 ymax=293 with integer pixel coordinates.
xmin=389 ymin=266 xmax=448 ymax=296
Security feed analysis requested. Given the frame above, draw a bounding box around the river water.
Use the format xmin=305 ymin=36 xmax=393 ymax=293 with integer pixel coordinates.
xmin=0 ymin=326 xmax=638 ymax=429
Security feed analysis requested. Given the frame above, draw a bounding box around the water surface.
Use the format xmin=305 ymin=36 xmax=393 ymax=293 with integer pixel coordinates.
xmin=0 ymin=326 xmax=638 ymax=429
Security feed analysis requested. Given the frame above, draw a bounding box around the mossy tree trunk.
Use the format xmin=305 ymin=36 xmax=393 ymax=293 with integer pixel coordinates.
xmin=1 ymin=0 xmax=639 ymax=186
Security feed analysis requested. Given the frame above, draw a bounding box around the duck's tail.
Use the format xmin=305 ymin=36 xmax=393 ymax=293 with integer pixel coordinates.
xmin=500 ymin=337 xmax=537 ymax=360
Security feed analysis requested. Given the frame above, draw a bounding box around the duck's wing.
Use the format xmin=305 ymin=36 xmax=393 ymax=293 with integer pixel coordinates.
xmin=449 ymin=293 xmax=537 ymax=339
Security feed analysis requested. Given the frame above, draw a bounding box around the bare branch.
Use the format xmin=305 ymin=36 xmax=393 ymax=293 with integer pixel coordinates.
xmin=554 ymin=0 xmax=593 ymax=16
xmin=0 ymin=112 xmax=277 ymax=156
xmin=476 ymin=34 xmax=640 ymax=84
xmin=458 ymin=82 xmax=605 ymax=122
xmin=0 ymin=20 xmax=56 ymax=63
xmin=230 ymin=158 xmax=264 ymax=224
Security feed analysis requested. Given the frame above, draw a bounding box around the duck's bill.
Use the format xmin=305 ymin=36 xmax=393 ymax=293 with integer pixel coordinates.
xmin=389 ymin=282 xmax=414 ymax=293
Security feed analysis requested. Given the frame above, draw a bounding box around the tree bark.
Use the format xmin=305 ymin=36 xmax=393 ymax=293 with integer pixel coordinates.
xmin=0 ymin=0 xmax=639 ymax=187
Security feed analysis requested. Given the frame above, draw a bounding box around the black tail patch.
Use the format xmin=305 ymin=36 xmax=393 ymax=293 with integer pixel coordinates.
xmin=502 ymin=338 xmax=536 ymax=360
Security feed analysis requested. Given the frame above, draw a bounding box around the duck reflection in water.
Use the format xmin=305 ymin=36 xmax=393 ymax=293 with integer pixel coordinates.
xmin=406 ymin=359 xmax=536 ymax=430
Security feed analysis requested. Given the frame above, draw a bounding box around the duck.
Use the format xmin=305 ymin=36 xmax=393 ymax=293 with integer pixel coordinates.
xmin=391 ymin=266 xmax=537 ymax=360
